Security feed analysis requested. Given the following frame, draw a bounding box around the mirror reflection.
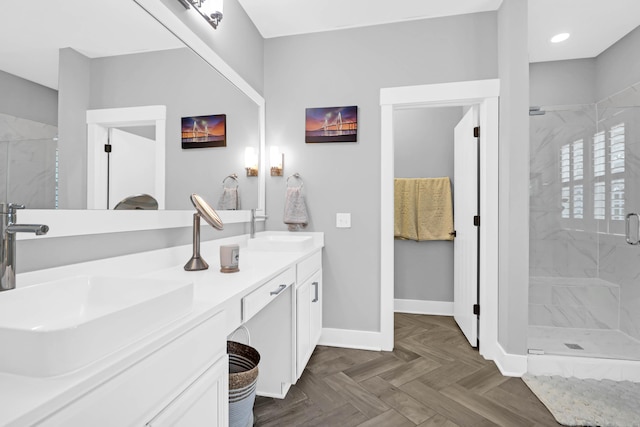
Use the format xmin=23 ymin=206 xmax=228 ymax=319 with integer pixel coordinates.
xmin=0 ymin=0 xmax=260 ymax=211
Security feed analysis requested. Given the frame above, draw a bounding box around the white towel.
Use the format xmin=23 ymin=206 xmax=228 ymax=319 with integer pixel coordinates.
xmin=283 ymin=187 xmax=308 ymax=231
xmin=218 ymin=187 xmax=238 ymax=210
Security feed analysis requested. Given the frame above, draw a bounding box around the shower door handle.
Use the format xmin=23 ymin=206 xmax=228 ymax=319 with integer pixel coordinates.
xmin=625 ymin=213 xmax=640 ymax=245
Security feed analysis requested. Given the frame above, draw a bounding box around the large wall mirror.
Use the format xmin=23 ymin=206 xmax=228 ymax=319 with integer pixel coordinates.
xmin=1 ymin=0 xmax=265 ymax=237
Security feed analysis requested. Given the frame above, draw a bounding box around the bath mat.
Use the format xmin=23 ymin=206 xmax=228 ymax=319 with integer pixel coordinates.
xmin=522 ymin=374 xmax=640 ymax=427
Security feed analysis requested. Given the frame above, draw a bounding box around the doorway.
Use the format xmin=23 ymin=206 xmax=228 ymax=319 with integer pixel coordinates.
xmin=86 ymin=105 xmax=166 ymax=210
xmin=380 ymin=79 xmax=500 ymax=362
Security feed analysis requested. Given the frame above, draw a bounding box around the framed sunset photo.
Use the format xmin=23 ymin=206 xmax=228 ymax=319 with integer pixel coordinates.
xmin=181 ymin=114 xmax=226 ymax=149
xmin=305 ymin=106 xmax=358 ymax=143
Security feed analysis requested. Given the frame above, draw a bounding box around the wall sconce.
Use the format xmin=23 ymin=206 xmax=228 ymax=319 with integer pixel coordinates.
xmin=245 ymin=147 xmax=258 ymax=177
xmin=270 ymin=146 xmax=284 ymax=176
xmin=177 ymin=0 xmax=224 ymax=29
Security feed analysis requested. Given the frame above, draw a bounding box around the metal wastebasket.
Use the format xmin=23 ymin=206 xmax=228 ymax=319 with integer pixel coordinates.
xmin=228 ymin=341 xmax=260 ymax=427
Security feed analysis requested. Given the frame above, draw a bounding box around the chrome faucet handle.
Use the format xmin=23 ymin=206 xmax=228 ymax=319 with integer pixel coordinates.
xmin=7 ymin=204 xmax=25 ymax=223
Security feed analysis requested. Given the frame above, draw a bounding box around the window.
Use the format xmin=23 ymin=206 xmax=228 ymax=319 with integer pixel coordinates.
xmin=559 ymin=140 xmax=584 ymax=220
xmin=594 ymin=181 xmax=605 ymax=220
xmin=609 ymin=124 xmax=625 ymax=221
xmin=559 ymin=123 xmax=626 ymax=232
xmin=561 ymin=186 xmax=570 ymax=219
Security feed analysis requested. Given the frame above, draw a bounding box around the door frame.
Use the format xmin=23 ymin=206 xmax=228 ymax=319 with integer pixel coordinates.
xmin=380 ymin=79 xmax=500 ymax=362
xmin=86 ymin=105 xmax=166 ymax=210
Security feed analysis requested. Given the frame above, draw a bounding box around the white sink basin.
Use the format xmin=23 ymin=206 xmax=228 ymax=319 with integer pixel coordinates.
xmin=247 ymin=235 xmax=313 ymax=252
xmin=0 ymin=276 xmax=193 ymax=377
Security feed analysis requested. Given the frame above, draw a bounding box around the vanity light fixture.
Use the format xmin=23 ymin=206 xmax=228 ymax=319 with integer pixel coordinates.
xmin=177 ymin=0 xmax=223 ymax=29
xmin=245 ymin=147 xmax=258 ymax=177
xmin=270 ymin=146 xmax=284 ymax=176
xmin=551 ymin=32 xmax=570 ymax=43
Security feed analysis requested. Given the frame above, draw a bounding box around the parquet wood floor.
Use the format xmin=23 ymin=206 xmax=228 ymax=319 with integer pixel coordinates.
xmin=254 ymin=313 xmax=563 ymax=426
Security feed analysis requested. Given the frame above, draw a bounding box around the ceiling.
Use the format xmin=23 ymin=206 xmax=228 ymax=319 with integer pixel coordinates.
xmin=0 ymin=0 xmax=183 ymax=89
xmin=1 ymin=0 xmax=639 ymax=90
xmin=238 ymin=0 xmax=640 ymax=62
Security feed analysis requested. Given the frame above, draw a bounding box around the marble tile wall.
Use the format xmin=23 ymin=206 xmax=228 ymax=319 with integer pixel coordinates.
xmin=529 ymin=105 xmax=598 ymax=278
xmin=529 ymin=276 xmax=620 ymax=329
xmin=530 ymin=82 xmax=640 ymax=347
xmin=0 ymin=113 xmax=58 ymax=209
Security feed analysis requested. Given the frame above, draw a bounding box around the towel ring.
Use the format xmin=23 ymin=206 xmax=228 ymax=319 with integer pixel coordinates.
xmin=286 ymin=173 xmax=304 ymax=189
xmin=222 ymin=173 xmax=239 ymax=188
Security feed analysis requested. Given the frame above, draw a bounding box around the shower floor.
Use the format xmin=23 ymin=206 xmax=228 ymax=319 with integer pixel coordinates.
xmin=528 ymin=325 xmax=640 ymax=361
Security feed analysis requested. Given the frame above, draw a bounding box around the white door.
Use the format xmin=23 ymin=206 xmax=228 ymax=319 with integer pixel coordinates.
xmin=453 ymin=106 xmax=479 ymax=347
xmin=108 ymin=128 xmax=157 ymax=209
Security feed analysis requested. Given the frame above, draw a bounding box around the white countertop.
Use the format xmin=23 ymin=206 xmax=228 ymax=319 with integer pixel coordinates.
xmin=0 ymin=231 xmax=323 ymax=427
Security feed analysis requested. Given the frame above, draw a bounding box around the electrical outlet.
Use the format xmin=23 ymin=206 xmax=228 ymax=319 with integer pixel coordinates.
xmin=336 ymin=213 xmax=351 ymax=228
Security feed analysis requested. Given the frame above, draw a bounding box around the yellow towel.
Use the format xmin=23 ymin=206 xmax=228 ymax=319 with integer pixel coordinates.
xmin=394 ymin=177 xmax=454 ymax=241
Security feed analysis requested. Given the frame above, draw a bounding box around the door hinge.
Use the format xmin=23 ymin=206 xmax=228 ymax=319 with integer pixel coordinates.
xmin=473 ymin=215 xmax=480 ymax=226
xmin=473 ymin=126 xmax=480 ymax=138
xmin=104 ymin=144 xmax=112 ymax=153
xmin=473 ymin=304 xmax=480 ymax=316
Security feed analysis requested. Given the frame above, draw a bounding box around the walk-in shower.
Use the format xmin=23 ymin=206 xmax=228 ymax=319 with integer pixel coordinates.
xmin=528 ymin=81 xmax=640 ymax=363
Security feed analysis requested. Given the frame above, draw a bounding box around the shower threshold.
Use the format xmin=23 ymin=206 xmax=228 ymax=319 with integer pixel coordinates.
xmin=528 ymin=325 xmax=640 ymax=361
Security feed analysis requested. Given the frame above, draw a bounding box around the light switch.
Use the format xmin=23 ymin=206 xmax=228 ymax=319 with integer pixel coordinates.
xmin=336 ymin=213 xmax=351 ymax=228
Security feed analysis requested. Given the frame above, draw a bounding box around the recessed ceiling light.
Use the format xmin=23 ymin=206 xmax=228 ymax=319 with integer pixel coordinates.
xmin=551 ymin=33 xmax=570 ymax=43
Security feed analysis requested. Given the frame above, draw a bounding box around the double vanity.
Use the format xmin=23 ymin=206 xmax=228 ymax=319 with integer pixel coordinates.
xmin=0 ymin=231 xmax=324 ymax=427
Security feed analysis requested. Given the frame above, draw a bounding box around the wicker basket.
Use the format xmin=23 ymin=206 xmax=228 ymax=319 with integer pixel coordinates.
xmin=228 ymin=341 xmax=260 ymax=427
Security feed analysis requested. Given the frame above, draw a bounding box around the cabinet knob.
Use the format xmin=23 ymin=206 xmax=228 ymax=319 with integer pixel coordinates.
xmin=312 ymin=281 xmax=319 ymax=302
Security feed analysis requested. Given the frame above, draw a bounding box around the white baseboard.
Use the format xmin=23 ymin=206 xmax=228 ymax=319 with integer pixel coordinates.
xmin=394 ymin=299 xmax=454 ymax=316
xmin=319 ymin=328 xmax=383 ymax=351
xmin=492 ymin=342 xmax=527 ymax=377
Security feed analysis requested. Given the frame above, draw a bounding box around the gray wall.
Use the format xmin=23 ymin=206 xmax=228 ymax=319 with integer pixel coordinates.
xmin=0 ymin=70 xmax=57 ymax=125
xmin=497 ymin=0 xmax=529 ymax=355
xmin=394 ymin=107 xmax=463 ymax=302
xmin=530 ymin=58 xmax=597 ymax=106
xmin=57 ymin=48 xmax=91 ymax=210
xmin=18 ymin=222 xmax=248 ymax=273
xmin=596 ymin=25 xmax=640 ymax=100
xmin=264 ymin=13 xmax=498 ymax=332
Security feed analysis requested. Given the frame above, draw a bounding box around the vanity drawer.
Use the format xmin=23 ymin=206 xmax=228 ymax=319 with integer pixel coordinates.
xmin=297 ymin=251 xmax=322 ymax=285
xmin=243 ymin=268 xmax=295 ymax=322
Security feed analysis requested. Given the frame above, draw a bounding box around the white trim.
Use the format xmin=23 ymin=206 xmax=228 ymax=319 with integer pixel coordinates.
xmin=477 ymin=96 xmax=500 ymax=362
xmin=318 ymin=328 xmax=383 ymax=352
xmin=380 ymin=79 xmax=500 ymax=359
xmin=493 ymin=343 xmax=527 ymax=377
xmin=380 ymin=104 xmax=395 ymax=352
xmin=381 ymin=79 xmax=501 ymax=107
xmin=17 ymin=210 xmax=253 ymax=240
xmin=394 ymin=299 xmax=454 ymax=316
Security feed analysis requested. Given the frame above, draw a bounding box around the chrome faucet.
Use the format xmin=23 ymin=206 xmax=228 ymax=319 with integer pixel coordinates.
xmin=250 ymin=209 xmax=268 ymax=238
xmin=1 ymin=204 xmax=49 ymax=291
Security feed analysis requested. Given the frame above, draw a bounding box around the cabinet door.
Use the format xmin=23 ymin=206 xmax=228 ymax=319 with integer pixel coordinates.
xmin=147 ymin=355 xmax=228 ymax=427
xmin=309 ymin=270 xmax=322 ymax=350
xmin=296 ymin=280 xmax=311 ymax=379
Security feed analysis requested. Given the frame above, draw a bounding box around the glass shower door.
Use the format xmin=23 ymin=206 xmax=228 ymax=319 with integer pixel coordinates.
xmin=529 ymin=84 xmax=640 ymax=361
